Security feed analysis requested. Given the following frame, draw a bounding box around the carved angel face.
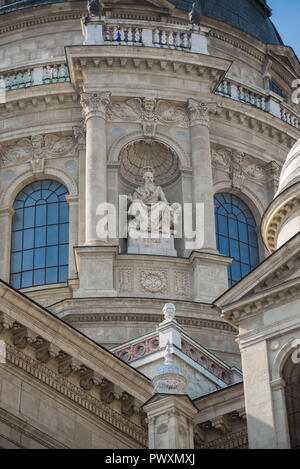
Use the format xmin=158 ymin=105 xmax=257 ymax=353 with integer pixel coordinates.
xmin=31 ymin=135 xmax=44 ymax=149
xmin=143 ymin=98 xmax=156 ymax=113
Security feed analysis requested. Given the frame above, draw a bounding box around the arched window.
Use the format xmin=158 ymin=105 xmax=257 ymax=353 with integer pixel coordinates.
xmin=214 ymin=193 xmax=259 ymax=287
xmin=10 ymin=180 xmax=69 ymax=289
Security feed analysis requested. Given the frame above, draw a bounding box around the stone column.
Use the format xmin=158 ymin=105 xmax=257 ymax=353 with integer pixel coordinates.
xmin=241 ymin=339 xmax=279 ymax=449
xmin=80 ymin=92 xmax=111 ymax=246
xmin=187 ymin=99 xmax=217 ymax=253
xmin=0 ymin=207 xmax=14 ymax=283
xmin=66 ymin=195 xmax=79 ymax=279
xmin=73 ymin=125 xmax=86 ymax=246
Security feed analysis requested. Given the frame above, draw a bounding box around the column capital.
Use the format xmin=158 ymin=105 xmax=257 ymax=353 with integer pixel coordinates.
xmin=187 ymin=99 xmax=216 ymax=127
xmin=80 ymin=92 xmax=111 ymax=121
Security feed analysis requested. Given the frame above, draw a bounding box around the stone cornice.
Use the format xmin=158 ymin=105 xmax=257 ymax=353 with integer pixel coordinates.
xmin=214 ymin=233 xmax=300 ymax=310
xmin=0 ymin=281 xmax=152 ymax=403
xmin=220 ymin=277 xmax=300 ymax=328
xmin=3 ymin=343 xmax=147 ymax=447
xmin=213 ymin=95 xmax=300 ymax=146
xmin=59 ymin=312 xmax=235 ymax=333
xmin=65 ymin=44 xmax=231 ymax=92
xmin=0 ymin=10 xmax=84 ymax=36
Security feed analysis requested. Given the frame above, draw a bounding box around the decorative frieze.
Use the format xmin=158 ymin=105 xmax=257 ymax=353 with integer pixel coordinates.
xmin=0 ymin=133 xmax=78 ymax=168
xmin=80 ymin=91 xmax=111 ymax=121
xmin=107 ymin=97 xmax=188 ymax=137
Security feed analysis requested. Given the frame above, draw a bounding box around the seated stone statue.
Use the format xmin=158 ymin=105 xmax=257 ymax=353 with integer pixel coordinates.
xmin=128 ymin=169 xmax=180 ymax=237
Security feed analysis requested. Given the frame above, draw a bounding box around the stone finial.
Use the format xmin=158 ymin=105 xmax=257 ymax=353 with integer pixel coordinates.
xmin=162 ymin=303 xmax=177 ymax=324
xmin=152 ymin=341 xmax=187 ymax=395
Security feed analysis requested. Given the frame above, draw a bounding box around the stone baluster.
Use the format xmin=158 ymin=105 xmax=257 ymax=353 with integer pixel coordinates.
xmin=187 ymin=99 xmax=218 ymax=253
xmin=134 ymin=28 xmax=140 ymax=43
xmin=175 ymin=32 xmax=181 ymax=47
xmin=120 ymin=26 xmax=125 ymax=41
xmin=183 ymin=33 xmax=189 ymax=49
xmin=112 ymin=26 xmax=118 ymax=41
xmin=161 ymin=30 xmax=167 ymax=45
xmin=153 ymin=29 xmax=160 ymax=44
xmin=127 ymin=27 xmax=133 ymax=42
xmin=80 ymin=92 xmax=111 ymax=245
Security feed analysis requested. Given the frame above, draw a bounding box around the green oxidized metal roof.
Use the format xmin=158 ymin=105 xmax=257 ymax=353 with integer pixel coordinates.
xmin=0 ymin=0 xmax=283 ymax=45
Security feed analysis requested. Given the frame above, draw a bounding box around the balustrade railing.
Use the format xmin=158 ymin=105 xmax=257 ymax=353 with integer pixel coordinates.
xmin=216 ymin=79 xmax=300 ymax=129
xmin=280 ymin=105 xmax=300 ymax=129
xmin=0 ymin=62 xmax=70 ymax=91
xmin=104 ymin=25 xmax=142 ymax=44
xmin=216 ymin=80 xmax=231 ymax=97
xmin=237 ymin=85 xmax=266 ymax=111
xmin=152 ymin=28 xmax=191 ymax=50
xmin=42 ymin=63 xmax=70 ymax=84
xmin=1 ymin=68 xmax=33 ymax=90
xmin=1 ymin=63 xmax=299 ymax=131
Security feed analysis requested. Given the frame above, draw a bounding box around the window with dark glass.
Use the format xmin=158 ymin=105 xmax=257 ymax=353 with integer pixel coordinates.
xmin=10 ymin=180 xmax=69 ymax=289
xmin=214 ymin=193 xmax=259 ymax=287
xmin=269 ymin=81 xmax=283 ymax=98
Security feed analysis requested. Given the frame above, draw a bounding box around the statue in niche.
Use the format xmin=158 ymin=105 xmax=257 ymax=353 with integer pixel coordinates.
xmin=127 ymin=168 xmax=181 ymax=237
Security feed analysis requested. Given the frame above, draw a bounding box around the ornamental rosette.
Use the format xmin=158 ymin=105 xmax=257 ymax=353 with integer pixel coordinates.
xmin=80 ymin=92 xmax=111 ymax=121
xmin=187 ymin=99 xmax=216 ymax=127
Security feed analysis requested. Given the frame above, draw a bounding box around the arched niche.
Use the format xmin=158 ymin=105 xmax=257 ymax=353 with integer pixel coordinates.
xmin=117 ymin=138 xmax=186 ymax=256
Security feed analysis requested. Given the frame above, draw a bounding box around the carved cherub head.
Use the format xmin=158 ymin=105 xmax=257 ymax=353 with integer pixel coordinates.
xmin=143 ymin=97 xmax=156 ymax=113
xmin=31 ymin=134 xmax=44 ymax=149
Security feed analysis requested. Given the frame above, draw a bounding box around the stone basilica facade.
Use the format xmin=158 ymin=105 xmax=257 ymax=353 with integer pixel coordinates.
xmin=0 ymin=0 xmax=299 ymax=450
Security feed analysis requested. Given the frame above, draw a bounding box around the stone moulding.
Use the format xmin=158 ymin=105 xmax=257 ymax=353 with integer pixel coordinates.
xmin=261 ymin=183 xmax=300 ymax=252
xmin=60 ymin=312 xmax=235 ymax=332
xmin=221 ymin=277 xmax=300 ymax=327
xmin=181 ymin=338 xmax=232 ymax=385
xmin=4 ymin=343 xmax=148 ymax=447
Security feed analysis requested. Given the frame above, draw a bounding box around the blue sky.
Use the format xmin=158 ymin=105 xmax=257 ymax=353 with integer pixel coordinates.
xmin=268 ymin=0 xmax=300 ymax=60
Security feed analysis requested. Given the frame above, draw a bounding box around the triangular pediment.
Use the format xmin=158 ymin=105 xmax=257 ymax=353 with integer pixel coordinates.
xmin=214 ymin=232 xmax=300 ymax=309
xmin=267 ymin=45 xmax=300 ymax=74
